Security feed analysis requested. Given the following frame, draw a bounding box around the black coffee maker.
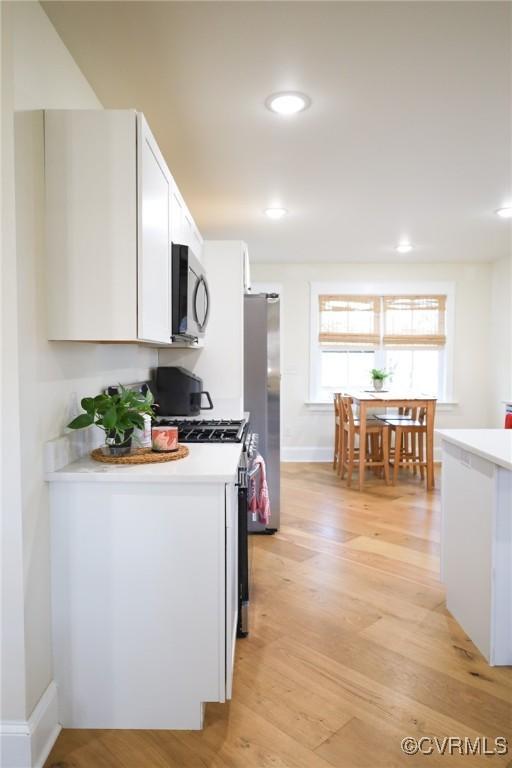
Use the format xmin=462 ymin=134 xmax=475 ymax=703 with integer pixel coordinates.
xmin=155 ymin=367 xmax=213 ymax=416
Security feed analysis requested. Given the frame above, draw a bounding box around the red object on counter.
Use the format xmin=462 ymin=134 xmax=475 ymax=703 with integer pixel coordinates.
xmin=151 ymin=426 xmax=179 ymax=451
xmin=505 ymin=413 xmax=512 ymax=429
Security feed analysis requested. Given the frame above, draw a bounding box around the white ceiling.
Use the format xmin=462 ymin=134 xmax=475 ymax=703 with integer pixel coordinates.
xmin=42 ymin=1 xmax=512 ymax=263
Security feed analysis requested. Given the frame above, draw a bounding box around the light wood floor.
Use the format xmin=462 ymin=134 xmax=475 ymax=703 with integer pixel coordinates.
xmin=45 ymin=463 xmax=512 ymax=768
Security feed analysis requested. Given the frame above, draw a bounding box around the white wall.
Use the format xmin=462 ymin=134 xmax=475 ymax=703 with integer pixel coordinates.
xmin=2 ymin=0 xmax=158 ymax=727
xmin=251 ymin=261 xmax=493 ymax=460
xmin=1 ymin=0 xmax=27 ymax=726
xmin=489 ymin=254 xmax=512 ymax=426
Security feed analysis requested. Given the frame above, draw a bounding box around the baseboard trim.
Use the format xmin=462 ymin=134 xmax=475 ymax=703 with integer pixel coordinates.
xmin=282 ymin=446 xmax=443 ymax=463
xmin=1 ymin=682 xmax=61 ymax=768
xmin=281 ymin=447 xmax=332 ymax=462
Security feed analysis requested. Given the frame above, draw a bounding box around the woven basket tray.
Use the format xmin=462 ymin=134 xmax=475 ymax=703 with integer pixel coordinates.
xmin=90 ymin=445 xmax=189 ymax=465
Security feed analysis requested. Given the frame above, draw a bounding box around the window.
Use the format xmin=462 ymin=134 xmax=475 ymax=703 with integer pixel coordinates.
xmin=311 ymin=285 xmax=452 ymax=402
xmin=382 ymin=295 xmax=446 ymax=348
xmin=318 ymin=295 xmax=380 ymax=346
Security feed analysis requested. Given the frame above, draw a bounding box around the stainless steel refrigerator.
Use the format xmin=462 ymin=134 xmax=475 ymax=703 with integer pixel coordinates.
xmin=244 ymin=293 xmax=281 ymax=532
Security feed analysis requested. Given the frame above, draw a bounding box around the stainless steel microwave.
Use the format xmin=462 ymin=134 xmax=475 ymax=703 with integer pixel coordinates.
xmin=171 ymin=244 xmax=210 ymax=343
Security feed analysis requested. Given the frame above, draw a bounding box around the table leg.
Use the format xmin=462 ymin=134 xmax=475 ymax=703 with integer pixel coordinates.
xmin=426 ymin=401 xmax=435 ymax=491
xmin=359 ymin=402 xmax=367 ymax=491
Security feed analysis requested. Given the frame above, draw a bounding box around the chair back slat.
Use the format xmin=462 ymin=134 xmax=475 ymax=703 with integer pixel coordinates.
xmin=341 ymin=396 xmax=355 ymax=429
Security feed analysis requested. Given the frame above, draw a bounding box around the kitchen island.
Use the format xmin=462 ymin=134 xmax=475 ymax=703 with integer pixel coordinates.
xmin=438 ymin=429 xmax=512 ymax=666
xmin=46 ymin=442 xmax=242 ymax=729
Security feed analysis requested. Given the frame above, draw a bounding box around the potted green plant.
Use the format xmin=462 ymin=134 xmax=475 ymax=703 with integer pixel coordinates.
xmin=370 ymin=368 xmax=389 ymax=392
xmin=67 ymin=386 xmax=155 ymax=456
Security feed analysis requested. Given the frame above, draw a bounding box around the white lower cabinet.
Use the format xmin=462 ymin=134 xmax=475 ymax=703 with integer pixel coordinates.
xmin=225 ymin=483 xmax=238 ymax=699
xmin=441 ymin=441 xmax=512 ymax=665
xmin=50 ymin=479 xmax=238 ymax=729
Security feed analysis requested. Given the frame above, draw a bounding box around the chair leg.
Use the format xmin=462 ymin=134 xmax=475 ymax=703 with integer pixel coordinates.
xmin=405 ymin=432 xmax=411 ymax=472
xmin=346 ymin=432 xmax=355 ymax=487
xmin=393 ymin=427 xmax=402 ymax=485
xmin=366 ymin=434 xmax=377 ymax=474
xmin=412 ymin=432 xmax=418 ymax=475
xmin=376 ymin=433 xmax=384 ymax=478
xmin=338 ymin=426 xmax=346 ymax=478
xmin=382 ymin=429 xmax=390 ymax=485
xmin=333 ymin=422 xmax=339 ymax=470
xmin=419 ymin=431 xmax=425 ymax=481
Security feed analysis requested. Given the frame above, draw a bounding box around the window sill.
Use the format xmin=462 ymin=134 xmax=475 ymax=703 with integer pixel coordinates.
xmin=305 ymin=400 xmax=459 ymax=412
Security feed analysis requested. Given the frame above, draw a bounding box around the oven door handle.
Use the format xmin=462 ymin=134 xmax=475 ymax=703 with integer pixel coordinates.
xmin=247 ymin=464 xmax=261 ymax=481
xmin=237 ymin=459 xmax=261 ymax=488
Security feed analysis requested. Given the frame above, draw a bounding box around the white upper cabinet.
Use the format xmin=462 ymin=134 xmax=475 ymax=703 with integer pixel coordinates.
xmin=137 ymin=115 xmax=171 ymax=344
xmin=45 ymin=109 xmax=203 ymax=345
xmin=45 ymin=110 xmax=139 ymax=341
xmin=170 ymin=183 xmax=186 ymax=248
xmin=170 ymin=181 xmax=203 ymax=260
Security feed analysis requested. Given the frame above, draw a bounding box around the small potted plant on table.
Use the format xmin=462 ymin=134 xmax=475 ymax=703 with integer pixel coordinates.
xmin=370 ymin=368 xmax=389 ymax=392
xmin=67 ymin=386 xmax=155 ymax=456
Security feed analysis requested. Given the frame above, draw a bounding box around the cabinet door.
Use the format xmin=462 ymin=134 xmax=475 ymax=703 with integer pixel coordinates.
xmin=137 ymin=115 xmax=171 ymax=344
xmin=170 ymin=183 xmax=185 ymax=246
xmin=190 ymin=222 xmax=204 ymax=261
xmin=183 ymin=208 xmax=194 ymax=249
xmin=441 ymin=443 xmax=494 ymax=661
xmin=225 ymin=482 xmax=238 ymax=699
xmin=45 ymin=110 xmax=138 ymax=341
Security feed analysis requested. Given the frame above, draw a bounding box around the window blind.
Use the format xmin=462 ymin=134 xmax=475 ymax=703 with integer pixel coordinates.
xmin=318 ymin=295 xmax=381 ymax=346
xmin=383 ymin=295 xmax=446 ymax=347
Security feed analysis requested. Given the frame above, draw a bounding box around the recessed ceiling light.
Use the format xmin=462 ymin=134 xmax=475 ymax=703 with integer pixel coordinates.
xmin=395 ymin=242 xmax=413 ymax=254
xmin=265 ymin=207 xmax=288 ymax=219
xmin=496 ymin=206 xmax=512 ymax=219
xmin=265 ymin=92 xmax=311 ymax=115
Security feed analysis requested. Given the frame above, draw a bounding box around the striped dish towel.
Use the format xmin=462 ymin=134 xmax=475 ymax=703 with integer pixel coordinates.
xmin=248 ymin=453 xmax=271 ymax=525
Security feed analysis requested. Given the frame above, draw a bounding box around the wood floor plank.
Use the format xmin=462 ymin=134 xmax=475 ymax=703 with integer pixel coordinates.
xmin=170 ymin=700 xmax=336 ymax=768
xmin=45 ymin=463 xmax=512 ymax=768
xmin=234 ymin=662 xmax=353 ymax=749
xmin=362 ymin=614 xmax=512 ymax=704
xmin=343 ymin=534 xmax=440 ymax=572
xmin=291 ymin=548 xmax=445 ymax=608
xmin=236 ymin=635 xmax=482 ymax=739
xmin=255 ymin=636 xmax=511 ymax=765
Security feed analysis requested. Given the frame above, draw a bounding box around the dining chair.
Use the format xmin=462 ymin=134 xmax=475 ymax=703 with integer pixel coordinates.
xmin=339 ymin=396 xmax=390 ymax=487
xmin=382 ymin=407 xmax=428 ymax=485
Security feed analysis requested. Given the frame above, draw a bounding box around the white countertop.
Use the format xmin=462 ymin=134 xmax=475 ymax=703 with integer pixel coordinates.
xmin=437 ymin=429 xmax=512 ymax=472
xmin=46 ymin=443 xmax=243 ymax=484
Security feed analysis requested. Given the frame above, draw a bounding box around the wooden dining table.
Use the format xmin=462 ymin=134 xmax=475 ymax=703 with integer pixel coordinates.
xmin=345 ymin=391 xmax=437 ymax=492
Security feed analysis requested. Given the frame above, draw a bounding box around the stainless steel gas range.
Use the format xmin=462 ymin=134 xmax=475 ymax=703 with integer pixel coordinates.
xmin=154 ymin=417 xmax=248 ymax=444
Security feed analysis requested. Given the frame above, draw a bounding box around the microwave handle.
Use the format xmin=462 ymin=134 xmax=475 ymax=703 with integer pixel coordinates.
xmin=199 ymin=391 xmax=214 ymax=410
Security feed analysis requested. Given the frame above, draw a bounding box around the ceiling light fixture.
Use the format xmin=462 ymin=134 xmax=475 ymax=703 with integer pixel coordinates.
xmin=496 ymin=206 xmax=512 ymax=219
xmin=265 ymin=92 xmax=311 ymax=115
xmin=265 ymin=207 xmax=288 ymax=219
xmin=395 ymin=241 xmax=413 ymax=254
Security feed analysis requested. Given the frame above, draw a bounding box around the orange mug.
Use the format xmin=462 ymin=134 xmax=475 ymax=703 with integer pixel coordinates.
xmin=152 ymin=426 xmax=179 ymax=452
